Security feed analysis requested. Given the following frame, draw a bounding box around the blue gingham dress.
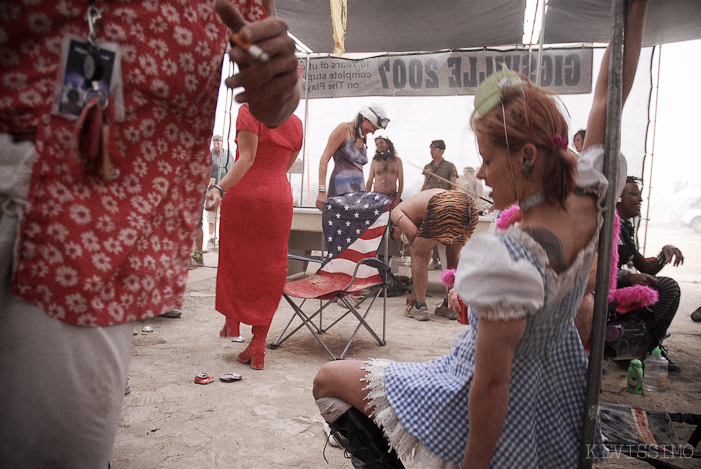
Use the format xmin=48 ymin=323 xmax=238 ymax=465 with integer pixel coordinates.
xmin=364 ymin=145 xmax=615 ymax=468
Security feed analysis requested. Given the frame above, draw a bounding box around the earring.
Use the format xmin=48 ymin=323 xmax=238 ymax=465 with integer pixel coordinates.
xmin=522 ymin=160 xmax=532 ymax=180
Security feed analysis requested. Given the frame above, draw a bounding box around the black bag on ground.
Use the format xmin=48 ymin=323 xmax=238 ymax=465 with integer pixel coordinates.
xmin=386 ymin=272 xmax=407 ymax=297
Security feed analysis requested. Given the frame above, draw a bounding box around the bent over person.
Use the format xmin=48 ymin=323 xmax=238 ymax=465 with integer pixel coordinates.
xmin=391 ymin=189 xmax=479 ymax=321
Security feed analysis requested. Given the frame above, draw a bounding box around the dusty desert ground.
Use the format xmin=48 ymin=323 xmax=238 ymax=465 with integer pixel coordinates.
xmin=111 ymin=224 xmax=701 ymax=468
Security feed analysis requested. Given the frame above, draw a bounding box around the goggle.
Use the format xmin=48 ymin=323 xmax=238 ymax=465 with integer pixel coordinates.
xmin=368 ymin=108 xmax=389 ymax=129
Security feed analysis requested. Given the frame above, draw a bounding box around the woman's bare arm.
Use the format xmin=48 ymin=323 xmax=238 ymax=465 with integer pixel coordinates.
xmin=463 ymin=317 xmax=526 ymax=469
xmin=583 ymin=0 xmax=648 ymax=151
xmin=366 ymin=161 xmax=376 ymax=191
xmin=205 ymin=129 xmax=258 ymax=209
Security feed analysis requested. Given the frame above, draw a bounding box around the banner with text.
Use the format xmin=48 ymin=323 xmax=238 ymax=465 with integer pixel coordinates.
xmin=300 ymin=48 xmax=593 ymax=98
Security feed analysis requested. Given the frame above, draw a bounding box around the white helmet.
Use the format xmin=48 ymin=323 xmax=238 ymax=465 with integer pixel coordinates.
xmin=360 ymin=104 xmax=389 ymax=129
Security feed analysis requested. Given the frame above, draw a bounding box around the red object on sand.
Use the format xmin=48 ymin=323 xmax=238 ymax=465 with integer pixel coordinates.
xmin=194 ymin=373 xmax=215 ymax=385
xmin=457 ymin=299 xmax=470 ymax=325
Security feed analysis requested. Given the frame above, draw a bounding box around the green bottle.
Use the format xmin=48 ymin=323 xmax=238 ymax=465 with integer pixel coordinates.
xmin=627 ymin=359 xmax=644 ymax=394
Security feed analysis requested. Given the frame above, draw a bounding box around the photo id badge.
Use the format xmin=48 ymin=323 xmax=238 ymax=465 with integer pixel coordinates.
xmin=53 ymin=37 xmax=124 ymax=122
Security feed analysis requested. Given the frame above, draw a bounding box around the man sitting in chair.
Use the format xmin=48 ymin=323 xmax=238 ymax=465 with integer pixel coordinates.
xmin=390 ymin=189 xmax=478 ymax=321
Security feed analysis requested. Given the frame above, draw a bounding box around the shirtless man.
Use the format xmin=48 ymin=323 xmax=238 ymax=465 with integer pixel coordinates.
xmin=391 ymin=189 xmax=478 ymax=321
xmin=365 ymin=136 xmax=403 ymax=205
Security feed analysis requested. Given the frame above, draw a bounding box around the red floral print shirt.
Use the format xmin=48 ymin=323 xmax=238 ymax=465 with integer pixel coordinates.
xmin=0 ymin=0 xmax=266 ymax=326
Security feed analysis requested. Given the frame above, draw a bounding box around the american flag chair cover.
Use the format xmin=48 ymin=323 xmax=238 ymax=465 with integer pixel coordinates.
xmin=270 ymin=192 xmax=392 ymax=360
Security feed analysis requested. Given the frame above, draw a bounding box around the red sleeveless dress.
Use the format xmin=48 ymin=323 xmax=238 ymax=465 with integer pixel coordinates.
xmin=216 ymin=104 xmax=303 ymax=329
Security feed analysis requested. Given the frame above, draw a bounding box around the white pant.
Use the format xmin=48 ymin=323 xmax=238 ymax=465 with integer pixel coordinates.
xmin=0 ymin=135 xmax=133 ymax=468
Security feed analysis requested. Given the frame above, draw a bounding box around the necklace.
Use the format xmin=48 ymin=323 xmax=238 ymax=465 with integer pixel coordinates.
xmin=520 ymin=192 xmax=545 ymax=212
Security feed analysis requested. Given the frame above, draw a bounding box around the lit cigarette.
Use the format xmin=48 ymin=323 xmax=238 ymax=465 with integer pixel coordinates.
xmin=229 ymin=33 xmax=270 ymax=63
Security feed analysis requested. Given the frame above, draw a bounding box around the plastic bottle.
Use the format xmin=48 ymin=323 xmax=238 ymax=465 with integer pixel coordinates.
xmin=626 ymin=359 xmax=644 ymax=395
xmin=642 ymin=347 xmax=668 ymax=392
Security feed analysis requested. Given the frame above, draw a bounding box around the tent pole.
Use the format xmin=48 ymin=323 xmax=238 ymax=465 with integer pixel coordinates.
xmin=535 ymin=0 xmax=546 ymax=85
xmin=642 ymin=46 xmax=662 ymax=256
xmin=301 ymin=54 xmax=310 ymax=206
xmin=577 ymin=0 xmax=626 ymax=467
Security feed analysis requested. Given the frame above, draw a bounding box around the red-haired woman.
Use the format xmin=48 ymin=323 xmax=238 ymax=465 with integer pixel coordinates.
xmin=311 ymin=2 xmax=648 ymax=468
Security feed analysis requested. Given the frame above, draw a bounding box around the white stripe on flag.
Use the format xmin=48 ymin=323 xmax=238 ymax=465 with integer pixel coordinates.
xmin=320 ymin=259 xmax=380 ymax=279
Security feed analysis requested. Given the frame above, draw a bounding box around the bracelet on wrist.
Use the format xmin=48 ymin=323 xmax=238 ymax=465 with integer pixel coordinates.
xmin=209 ymin=184 xmax=225 ymax=197
xmin=318 ymin=185 xmax=327 ymax=193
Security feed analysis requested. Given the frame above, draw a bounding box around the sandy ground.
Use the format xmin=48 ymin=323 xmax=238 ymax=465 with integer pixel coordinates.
xmin=111 ymin=225 xmax=701 ymax=468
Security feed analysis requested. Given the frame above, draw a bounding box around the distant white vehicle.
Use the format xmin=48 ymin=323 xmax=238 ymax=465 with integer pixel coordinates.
xmin=680 ymin=208 xmax=701 ymax=233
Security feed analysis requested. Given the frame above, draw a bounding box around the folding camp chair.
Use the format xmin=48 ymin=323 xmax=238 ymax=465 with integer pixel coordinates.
xmin=270 ymin=191 xmax=392 ymax=360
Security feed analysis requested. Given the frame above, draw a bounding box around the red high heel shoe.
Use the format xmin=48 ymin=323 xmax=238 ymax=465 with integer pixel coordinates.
xmin=238 ymin=341 xmax=266 ymax=370
xmin=220 ymin=318 xmax=241 ymax=338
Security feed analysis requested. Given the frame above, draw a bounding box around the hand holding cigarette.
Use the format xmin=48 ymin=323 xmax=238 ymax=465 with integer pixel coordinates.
xmin=214 ymin=0 xmax=301 ymax=128
xmin=230 ymin=33 xmax=270 ymax=63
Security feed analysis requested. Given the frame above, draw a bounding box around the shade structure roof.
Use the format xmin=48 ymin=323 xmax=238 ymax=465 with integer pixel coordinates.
xmin=544 ymin=0 xmax=701 ymax=47
xmin=277 ymin=0 xmax=701 ymax=54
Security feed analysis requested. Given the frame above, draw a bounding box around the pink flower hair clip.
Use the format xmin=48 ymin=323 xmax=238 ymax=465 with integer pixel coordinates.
xmin=551 ymin=134 xmax=568 ymax=149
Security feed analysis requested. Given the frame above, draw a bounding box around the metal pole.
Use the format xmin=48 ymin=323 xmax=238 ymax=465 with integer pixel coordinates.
xmin=578 ymin=0 xmax=626 ymax=467
xmin=642 ymin=46 xmax=662 ymax=256
xmin=301 ymin=54 xmax=310 ymax=206
xmin=535 ymin=0 xmax=546 ymax=86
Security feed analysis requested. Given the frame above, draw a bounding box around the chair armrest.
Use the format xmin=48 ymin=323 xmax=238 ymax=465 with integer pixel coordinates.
xmin=288 ymin=252 xmax=324 ymax=264
xmin=340 ymin=257 xmax=392 ymax=291
xmin=358 ymin=257 xmax=391 ymax=273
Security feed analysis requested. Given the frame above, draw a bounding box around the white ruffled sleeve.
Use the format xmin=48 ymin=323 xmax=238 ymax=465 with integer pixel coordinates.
xmin=577 ymin=144 xmax=628 ymax=200
xmin=454 ymin=234 xmax=544 ymax=321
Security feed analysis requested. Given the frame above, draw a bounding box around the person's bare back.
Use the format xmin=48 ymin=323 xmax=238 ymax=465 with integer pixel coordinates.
xmin=393 ymin=188 xmax=445 ymax=228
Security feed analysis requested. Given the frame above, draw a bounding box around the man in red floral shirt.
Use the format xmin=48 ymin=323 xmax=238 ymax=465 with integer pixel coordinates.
xmin=0 ymin=0 xmax=300 ymax=466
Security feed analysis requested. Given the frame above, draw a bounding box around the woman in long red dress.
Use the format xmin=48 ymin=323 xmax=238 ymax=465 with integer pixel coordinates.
xmin=206 ymin=103 xmax=303 ymax=370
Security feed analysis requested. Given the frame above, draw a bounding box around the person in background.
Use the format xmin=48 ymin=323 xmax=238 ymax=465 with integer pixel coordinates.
xmin=422 ymin=139 xmax=459 ymax=270
xmin=390 ymin=189 xmax=478 ymax=321
xmin=206 ymin=135 xmax=233 ymax=249
xmin=0 ymin=0 xmax=300 ymax=466
xmin=457 ymin=166 xmax=487 ymax=213
xmin=315 ymin=105 xmax=389 ymax=210
xmin=573 ymin=129 xmax=586 ymax=153
xmin=366 ymin=136 xmax=403 ymax=205
xmin=421 ymin=140 xmax=458 ymax=191
xmin=311 ymin=2 xmax=647 ymax=467
xmin=616 ymin=176 xmax=683 ymax=373
xmin=206 ymin=104 xmax=302 ymax=370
